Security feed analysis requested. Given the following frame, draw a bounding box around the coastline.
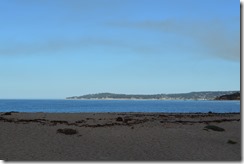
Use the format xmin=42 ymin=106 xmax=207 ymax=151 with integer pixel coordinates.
xmin=65 ymin=98 xmax=241 ymax=101
xmin=0 ymin=112 xmax=241 ymax=161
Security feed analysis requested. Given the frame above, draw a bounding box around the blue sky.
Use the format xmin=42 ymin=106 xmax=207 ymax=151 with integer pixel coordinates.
xmin=0 ymin=0 xmax=240 ymax=99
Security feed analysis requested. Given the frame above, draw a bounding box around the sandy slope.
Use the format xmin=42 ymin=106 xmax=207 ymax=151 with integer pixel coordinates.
xmin=0 ymin=112 xmax=241 ymax=161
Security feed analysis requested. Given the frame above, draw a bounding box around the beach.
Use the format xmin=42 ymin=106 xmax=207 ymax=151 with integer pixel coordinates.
xmin=0 ymin=112 xmax=241 ymax=161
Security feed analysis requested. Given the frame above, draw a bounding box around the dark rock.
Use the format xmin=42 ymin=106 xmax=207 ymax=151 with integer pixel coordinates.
xmin=203 ymin=125 xmax=225 ymax=132
xmin=3 ymin=112 xmax=12 ymax=115
xmin=227 ymin=139 xmax=237 ymax=144
xmin=116 ymin=117 xmax=123 ymax=122
xmin=57 ymin=128 xmax=78 ymax=135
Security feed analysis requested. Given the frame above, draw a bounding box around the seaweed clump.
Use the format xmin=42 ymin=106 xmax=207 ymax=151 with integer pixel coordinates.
xmin=227 ymin=140 xmax=237 ymax=144
xmin=57 ymin=128 xmax=78 ymax=135
xmin=203 ymin=125 xmax=225 ymax=132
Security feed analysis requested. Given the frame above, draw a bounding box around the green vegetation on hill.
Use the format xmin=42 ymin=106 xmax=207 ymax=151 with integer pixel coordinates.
xmin=66 ymin=91 xmax=239 ymax=100
xmin=214 ymin=92 xmax=240 ymax=100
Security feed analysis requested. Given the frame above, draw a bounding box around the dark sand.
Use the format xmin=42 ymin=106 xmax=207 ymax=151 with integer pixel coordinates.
xmin=0 ymin=112 xmax=241 ymax=161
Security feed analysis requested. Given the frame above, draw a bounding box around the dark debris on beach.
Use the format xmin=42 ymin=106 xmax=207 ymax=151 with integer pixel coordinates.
xmin=0 ymin=113 xmax=240 ymax=129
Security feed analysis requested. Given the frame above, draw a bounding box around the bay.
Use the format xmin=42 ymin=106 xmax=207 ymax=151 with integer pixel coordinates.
xmin=0 ymin=99 xmax=240 ymax=113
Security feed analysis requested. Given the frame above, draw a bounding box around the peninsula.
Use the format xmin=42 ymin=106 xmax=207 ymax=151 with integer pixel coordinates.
xmin=214 ymin=92 xmax=240 ymax=100
xmin=66 ymin=91 xmax=239 ymax=100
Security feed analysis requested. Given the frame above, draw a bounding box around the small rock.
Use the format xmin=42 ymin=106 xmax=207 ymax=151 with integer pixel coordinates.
xmin=3 ymin=112 xmax=12 ymax=116
xmin=227 ymin=139 xmax=237 ymax=144
xmin=57 ymin=128 xmax=78 ymax=135
xmin=204 ymin=125 xmax=225 ymax=132
xmin=116 ymin=117 xmax=123 ymax=122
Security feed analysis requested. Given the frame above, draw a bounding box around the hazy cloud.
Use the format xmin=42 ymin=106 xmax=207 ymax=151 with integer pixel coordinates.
xmin=110 ymin=19 xmax=240 ymax=61
xmin=0 ymin=16 xmax=239 ymax=62
xmin=0 ymin=37 xmax=159 ymax=56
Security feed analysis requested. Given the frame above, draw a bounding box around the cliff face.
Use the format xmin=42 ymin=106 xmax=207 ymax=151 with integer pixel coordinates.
xmin=214 ymin=92 xmax=240 ymax=100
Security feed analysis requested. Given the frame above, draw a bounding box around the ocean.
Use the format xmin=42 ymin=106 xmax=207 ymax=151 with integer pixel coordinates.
xmin=0 ymin=99 xmax=240 ymax=113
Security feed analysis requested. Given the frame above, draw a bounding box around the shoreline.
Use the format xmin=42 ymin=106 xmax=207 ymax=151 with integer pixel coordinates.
xmin=66 ymin=98 xmax=241 ymax=101
xmin=0 ymin=112 xmax=241 ymax=161
xmin=1 ymin=98 xmax=241 ymax=101
xmin=2 ymin=111 xmax=241 ymax=113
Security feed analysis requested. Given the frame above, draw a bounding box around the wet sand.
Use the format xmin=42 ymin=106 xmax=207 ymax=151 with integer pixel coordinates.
xmin=0 ymin=112 xmax=241 ymax=161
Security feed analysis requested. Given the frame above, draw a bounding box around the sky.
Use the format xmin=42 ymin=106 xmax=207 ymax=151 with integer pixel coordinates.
xmin=0 ymin=0 xmax=240 ymax=99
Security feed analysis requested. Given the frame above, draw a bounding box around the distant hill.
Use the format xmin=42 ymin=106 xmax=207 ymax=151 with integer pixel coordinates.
xmin=66 ymin=91 xmax=239 ymax=100
xmin=214 ymin=92 xmax=240 ymax=100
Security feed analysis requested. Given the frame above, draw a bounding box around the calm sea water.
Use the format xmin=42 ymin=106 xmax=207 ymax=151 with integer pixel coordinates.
xmin=0 ymin=99 xmax=240 ymax=113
